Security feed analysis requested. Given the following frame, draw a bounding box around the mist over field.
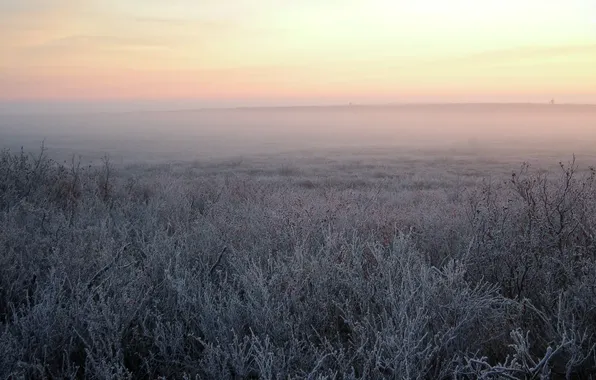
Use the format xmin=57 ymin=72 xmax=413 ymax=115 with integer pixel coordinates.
xmin=2 ymin=104 xmax=596 ymax=379
xmin=2 ymin=104 xmax=596 ymax=164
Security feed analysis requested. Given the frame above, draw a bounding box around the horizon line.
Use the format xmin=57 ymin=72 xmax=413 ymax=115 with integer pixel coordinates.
xmin=1 ymin=101 xmax=595 ymax=116
xmin=56 ymin=101 xmax=596 ymax=115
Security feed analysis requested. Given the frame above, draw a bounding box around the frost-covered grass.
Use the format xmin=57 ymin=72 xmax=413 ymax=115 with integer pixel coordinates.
xmin=1 ymin=146 xmax=596 ymax=379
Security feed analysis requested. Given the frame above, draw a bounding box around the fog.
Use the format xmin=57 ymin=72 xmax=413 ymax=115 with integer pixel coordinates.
xmin=1 ymin=104 xmax=595 ymax=164
xmin=3 ymin=103 xmax=596 ymax=378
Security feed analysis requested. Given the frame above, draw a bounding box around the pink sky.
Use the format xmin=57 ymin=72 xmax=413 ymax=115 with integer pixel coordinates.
xmin=1 ymin=0 xmax=595 ymax=105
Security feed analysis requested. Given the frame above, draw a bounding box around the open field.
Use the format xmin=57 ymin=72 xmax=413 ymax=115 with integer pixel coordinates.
xmin=2 ymin=104 xmax=596 ymax=164
xmin=2 ymin=105 xmax=596 ymax=379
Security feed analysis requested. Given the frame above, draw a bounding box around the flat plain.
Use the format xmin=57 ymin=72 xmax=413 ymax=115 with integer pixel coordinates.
xmin=1 ymin=104 xmax=596 ymax=379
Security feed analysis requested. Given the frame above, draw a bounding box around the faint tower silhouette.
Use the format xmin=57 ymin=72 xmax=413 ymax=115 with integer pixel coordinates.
xmin=550 ymin=98 xmax=555 ymax=105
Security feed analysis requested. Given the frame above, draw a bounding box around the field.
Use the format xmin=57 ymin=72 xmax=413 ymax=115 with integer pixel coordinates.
xmin=1 ymin=105 xmax=596 ymax=379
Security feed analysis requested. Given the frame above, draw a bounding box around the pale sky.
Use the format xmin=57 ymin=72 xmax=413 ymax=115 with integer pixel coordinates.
xmin=1 ymin=0 xmax=595 ymax=104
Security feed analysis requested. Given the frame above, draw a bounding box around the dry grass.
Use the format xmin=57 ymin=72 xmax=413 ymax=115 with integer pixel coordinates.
xmin=1 ymin=146 xmax=596 ymax=379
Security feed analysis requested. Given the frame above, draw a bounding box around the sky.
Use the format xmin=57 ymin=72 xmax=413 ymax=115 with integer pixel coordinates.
xmin=1 ymin=0 xmax=595 ymax=107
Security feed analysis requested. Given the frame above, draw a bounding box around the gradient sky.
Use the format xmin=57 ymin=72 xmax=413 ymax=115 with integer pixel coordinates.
xmin=1 ymin=0 xmax=595 ymax=104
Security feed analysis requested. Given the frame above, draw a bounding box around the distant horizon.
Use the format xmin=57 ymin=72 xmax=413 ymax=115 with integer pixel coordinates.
xmin=0 ymin=99 xmax=595 ymax=116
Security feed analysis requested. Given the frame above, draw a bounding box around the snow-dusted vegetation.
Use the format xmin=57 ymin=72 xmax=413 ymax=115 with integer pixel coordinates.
xmin=1 ymin=145 xmax=596 ymax=379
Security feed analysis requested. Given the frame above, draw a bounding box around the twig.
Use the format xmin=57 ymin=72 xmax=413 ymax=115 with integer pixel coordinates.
xmin=209 ymin=246 xmax=227 ymax=275
xmin=86 ymin=243 xmax=131 ymax=289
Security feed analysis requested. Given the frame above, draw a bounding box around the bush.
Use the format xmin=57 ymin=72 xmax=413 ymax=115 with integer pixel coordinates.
xmin=1 ymin=146 xmax=595 ymax=379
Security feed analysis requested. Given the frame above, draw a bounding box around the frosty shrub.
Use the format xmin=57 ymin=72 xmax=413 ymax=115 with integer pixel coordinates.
xmin=1 ymin=147 xmax=595 ymax=379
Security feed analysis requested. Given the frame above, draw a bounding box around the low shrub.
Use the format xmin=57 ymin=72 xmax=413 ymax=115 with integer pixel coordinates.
xmin=1 ymin=147 xmax=595 ymax=379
